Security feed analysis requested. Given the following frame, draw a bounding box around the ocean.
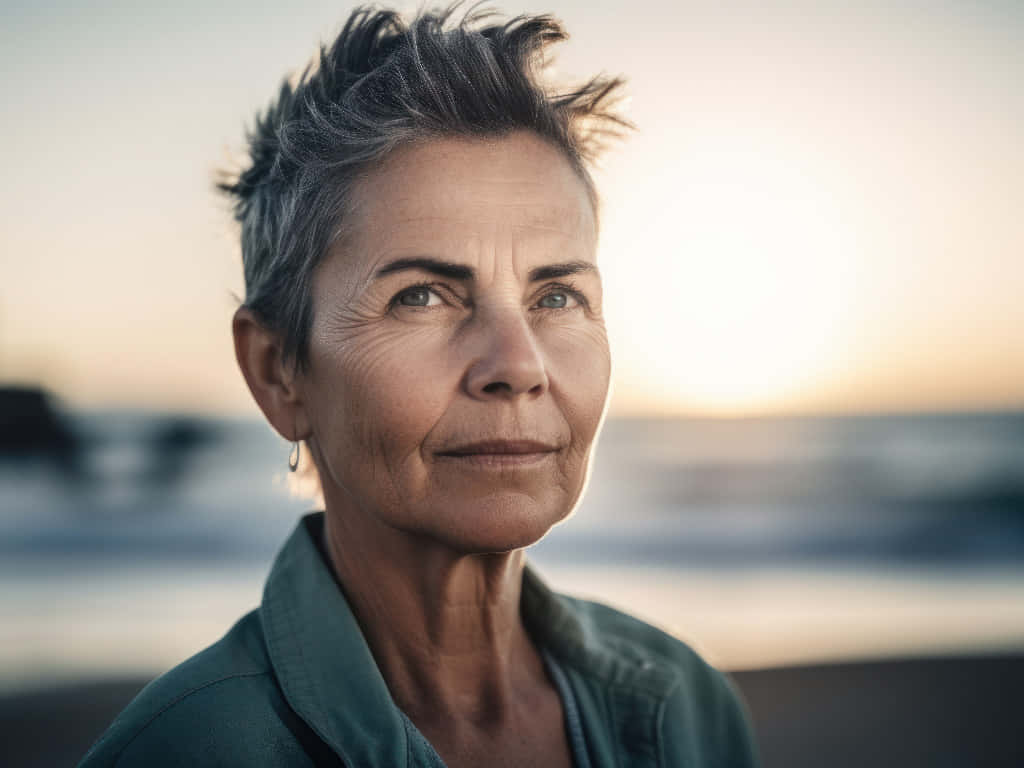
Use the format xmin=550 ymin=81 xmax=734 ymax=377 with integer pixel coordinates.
xmin=2 ymin=409 xmax=1023 ymax=688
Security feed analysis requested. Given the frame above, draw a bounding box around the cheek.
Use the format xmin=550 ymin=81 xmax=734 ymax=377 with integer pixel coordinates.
xmin=310 ymin=324 xmax=457 ymax=461
xmin=543 ymin=323 xmax=611 ymax=438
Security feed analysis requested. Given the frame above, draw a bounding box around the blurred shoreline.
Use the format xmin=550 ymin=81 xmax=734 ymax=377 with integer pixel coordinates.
xmin=3 ymin=401 xmax=1024 ymax=682
xmin=4 ymin=401 xmax=1024 ymax=564
xmin=2 ymin=398 xmax=1023 ymax=765
xmin=3 ymin=557 xmax=1023 ymax=691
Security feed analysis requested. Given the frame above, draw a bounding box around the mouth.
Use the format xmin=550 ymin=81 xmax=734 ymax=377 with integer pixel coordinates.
xmin=436 ymin=439 xmax=559 ymax=468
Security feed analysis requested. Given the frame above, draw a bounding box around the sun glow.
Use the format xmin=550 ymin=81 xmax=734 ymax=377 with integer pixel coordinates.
xmin=604 ymin=140 xmax=858 ymax=415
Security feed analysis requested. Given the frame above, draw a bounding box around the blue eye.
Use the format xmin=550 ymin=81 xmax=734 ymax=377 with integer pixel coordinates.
xmin=396 ymin=286 xmax=441 ymax=307
xmin=537 ymin=290 xmax=578 ymax=309
xmin=539 ymin=293 xmax=567 ymax=308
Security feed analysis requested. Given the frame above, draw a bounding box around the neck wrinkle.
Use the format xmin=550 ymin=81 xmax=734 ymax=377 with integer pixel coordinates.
xmin=321 ymin=503 xmax=545 ymax=727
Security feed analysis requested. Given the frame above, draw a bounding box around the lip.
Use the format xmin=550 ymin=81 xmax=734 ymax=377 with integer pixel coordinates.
xmin=435 ymin=439 xmax=559 ymax=468
xmin=439 ymin=439 xmax=558 ymax=456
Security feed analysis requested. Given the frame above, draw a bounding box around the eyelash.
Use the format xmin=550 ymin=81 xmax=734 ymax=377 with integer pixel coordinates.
xmin=537 ymin=281 xmax=589 ymax=311
xmin=387 ymin=282 xmax=451 ymax=311
xmin=388 ymin=281 xmax=589 ymax=311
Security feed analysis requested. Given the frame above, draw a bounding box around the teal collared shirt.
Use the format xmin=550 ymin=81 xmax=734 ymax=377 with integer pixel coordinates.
xmin=80 ymin=513 xmax=759 ymax=767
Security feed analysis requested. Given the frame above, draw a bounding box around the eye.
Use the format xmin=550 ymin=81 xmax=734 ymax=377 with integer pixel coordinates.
xmin=395 ymin=285 xmax=442 ymax=308
xmin=535 ymin=286 xmax=582 ymax=310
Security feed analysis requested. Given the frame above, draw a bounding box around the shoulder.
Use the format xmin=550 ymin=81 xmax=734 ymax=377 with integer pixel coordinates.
xmin=560 ymin=594 xmax=704 ymax=667
xmin=561 ymin=595 xmax=760 ymax=767
xmin=78 ymin=610 xmax=313 ymax=767
xmin=559 ymin=592 xmax=719 ymax=685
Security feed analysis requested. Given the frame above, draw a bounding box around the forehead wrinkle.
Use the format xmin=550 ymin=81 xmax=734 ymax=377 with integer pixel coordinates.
xmin=374 ymin=200 xmax=580 ymax=227
xmin=353 ymin=175 xmax=592 ymax=239
xmin=367 ymin=178 xmax=588 ymax=216
xmin=510 ymin=221 xmax=594 ymax=240
xmin=368 ymin=213 xmax=493 ymax=231
xmin=349 ymin=215 xmax=486 ymax=263
xmin=510 ymin=220 xmax=596 ymax=263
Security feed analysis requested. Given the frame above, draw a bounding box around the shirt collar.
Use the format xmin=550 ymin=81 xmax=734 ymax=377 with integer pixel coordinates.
xmin=521 ymin=564 xmax=681 ymax=698
xmin=260 ymin=512 xmax=677 ymax=767
xmin=261 ymin=513 xmax=408 ymax=768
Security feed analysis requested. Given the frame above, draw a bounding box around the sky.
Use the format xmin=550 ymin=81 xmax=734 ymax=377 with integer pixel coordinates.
xmin=1 ymin=0 xmax=1022 ymax=417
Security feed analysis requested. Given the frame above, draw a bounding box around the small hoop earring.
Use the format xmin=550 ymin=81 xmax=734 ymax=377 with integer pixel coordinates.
xmin=288 ymin=441 xmax=300 ymax=472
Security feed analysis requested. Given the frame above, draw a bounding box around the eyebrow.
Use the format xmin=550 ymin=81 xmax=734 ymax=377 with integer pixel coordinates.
xmin=374 ymin=257 xmax=596 ymax=283
xmin=375 ymin=257 xmax=473 ymax=280
xmin=527 ymin=261 xmax=596 ymax=282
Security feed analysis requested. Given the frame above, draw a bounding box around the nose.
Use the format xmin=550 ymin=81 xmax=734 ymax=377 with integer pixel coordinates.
xmin=464 ymin=310 xmax=549 ymax=400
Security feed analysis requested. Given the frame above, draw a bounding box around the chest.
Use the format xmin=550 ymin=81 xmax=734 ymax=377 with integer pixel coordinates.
xmin=415 ymin=715 xmax=575 ymax=768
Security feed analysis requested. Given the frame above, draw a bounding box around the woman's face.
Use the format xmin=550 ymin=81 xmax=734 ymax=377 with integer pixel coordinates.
xmin=299 ymin=131 xmax=610 ymax=554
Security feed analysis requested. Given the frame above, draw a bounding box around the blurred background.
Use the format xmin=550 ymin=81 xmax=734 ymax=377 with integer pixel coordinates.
xmin=2 ymin=0 xmax=1022 ymax=766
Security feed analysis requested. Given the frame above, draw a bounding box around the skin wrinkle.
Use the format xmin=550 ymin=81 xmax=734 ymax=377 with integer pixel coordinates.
xmin=238 ymin=131 xmax=607 ymax=767
xmin=222 ymin=8 xmax=629 ymax=372
xmin=216 ymin=10 xmax=633 ymax=758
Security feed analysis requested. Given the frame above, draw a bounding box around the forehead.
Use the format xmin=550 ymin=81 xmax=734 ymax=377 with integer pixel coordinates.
xmin=343 ymin=132 xmax=597 ymax=254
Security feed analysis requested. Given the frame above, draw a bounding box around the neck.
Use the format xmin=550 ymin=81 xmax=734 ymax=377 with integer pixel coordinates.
xmin=321 ymin=502 xmax=545 ymax=726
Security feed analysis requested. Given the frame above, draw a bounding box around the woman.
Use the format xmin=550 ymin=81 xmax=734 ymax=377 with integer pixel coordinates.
xmin=81 ymin=6 xmax=758 ymax=767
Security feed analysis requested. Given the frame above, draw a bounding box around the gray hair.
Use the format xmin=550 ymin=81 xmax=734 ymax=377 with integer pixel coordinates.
xmin=219 ymin=4 xmax=629 ymax=370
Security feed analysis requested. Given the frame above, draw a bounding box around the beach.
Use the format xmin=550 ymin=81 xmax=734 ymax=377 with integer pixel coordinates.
xmin=3 ymin=409 xmax=1023 ymax=765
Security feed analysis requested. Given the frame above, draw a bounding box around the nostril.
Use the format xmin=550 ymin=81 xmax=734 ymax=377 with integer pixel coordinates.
xmin=482 ymin=381 xmax=511 ymax=395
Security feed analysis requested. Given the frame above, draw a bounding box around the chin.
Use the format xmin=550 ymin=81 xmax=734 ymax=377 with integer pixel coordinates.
xmin=431 ymin=492 xmax=572 ymax=555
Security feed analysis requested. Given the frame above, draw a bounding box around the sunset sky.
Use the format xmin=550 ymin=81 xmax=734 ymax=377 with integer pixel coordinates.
xmin=2 ymin=0 xmax=1022 ymax=417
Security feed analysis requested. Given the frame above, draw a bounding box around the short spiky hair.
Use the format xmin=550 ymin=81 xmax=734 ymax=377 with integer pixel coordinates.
xmin=220 ymin=4 xmax=628 ymax=369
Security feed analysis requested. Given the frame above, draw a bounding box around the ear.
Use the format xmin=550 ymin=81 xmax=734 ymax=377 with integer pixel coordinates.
xmin=232 ymin=307 xmax=310 ymax=442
